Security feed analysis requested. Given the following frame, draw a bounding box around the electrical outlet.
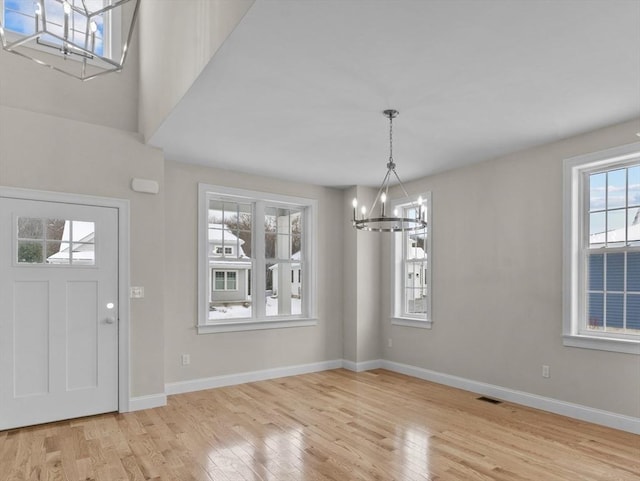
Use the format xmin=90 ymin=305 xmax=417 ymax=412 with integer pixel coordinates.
xmin=181 ymin=354 xmax=190 ymax=366
xmin=388 ymin=338 xmax=393 ymax=348
xmin=542 ymin=365 xmax=550 ymax=378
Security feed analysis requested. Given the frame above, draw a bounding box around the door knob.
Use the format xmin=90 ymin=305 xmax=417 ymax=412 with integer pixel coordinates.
xmin=105 ymin=317 xmax=116 ymax=324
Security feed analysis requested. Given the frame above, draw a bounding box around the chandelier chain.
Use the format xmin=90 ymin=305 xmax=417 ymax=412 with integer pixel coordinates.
xmin=389 ymin=115 xmax=393 ymax=163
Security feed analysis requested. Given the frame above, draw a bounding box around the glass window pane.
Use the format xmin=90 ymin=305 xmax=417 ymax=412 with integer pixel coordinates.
xmin=18 ymin=217 xmax=43 ymax=239
xmin=227 ymin=271 xmax=237 ymax=290
xmin=17 ymin=240 xmax=43 ymax=263
xmin=407 ymin=234 xmax=426 ymax=260
xmin=71 ymin=221 xmax=94 ymax=242
xmin=71 ymin=243 xmax=95 ymax=265
xmin=46 ymin=219 xmax=66 ymax=241
xmin=589 ymin=172 xmax=606 ymax=211
xmin=237 ymin=231 xmax=251 ymax=258
xmin=606 ymin=253 xmax=624 ymax=291
xmin=627 ymin=295 xmax=640 ymax=331
xmin=606 ymin=293 xmax=624 ymax=329
xmin=223 ymin=202 xmax=239 ymax=225
xmin=405 ymin=289 xmax=427 ymax=314
xmin=209 ymin=269 xmax=251 ymax=320
xmin=46 ymin=241 xmax=70 ymax=264
xmin=214 ymin=271 xmax=225 ymax=290
xmin=587 ymin=293 xmax=604 ymax=330
xmin=628 ymin=208 xmax=640 ymax=244
xmin=208 ymin=200 xmax=224 ymax=224
xmin=265 ymin=207 xmax=277 ymax=233
xmin=606 ymin=209 xmax=626 ymax=245
xmin=292 ymin=234 xmax=301 ymax=260
xmin=275 ymin=209 xmax=290 ymax=235
xmin=588 ymin=254 xmax=604 ymax=291
xmin=589 ymin=211 xmax=605 ymax=247
xmin=265 ymin=233 xmax=276 ymax=259
xmin=607 ymin=169 xmax=626 ymax=210
xmin=628 ymin=166 xmax=640 ymax=207
xmin=628 ymin=252 xmax=640 ymax=292
xmin=266 ymin=262 xmax=300 ymax=317
xmin=277 ymin=234 xmax=291 ymax=259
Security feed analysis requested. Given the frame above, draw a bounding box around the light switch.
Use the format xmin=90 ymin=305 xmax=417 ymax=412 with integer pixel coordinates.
xmin=130 ymin=286 xmax=144 ymax=298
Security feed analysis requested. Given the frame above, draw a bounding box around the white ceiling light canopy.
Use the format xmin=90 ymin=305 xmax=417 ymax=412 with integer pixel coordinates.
xmin=0 ymin=0 xmax=140 ymax=81
xmin=352 ymin=110 xmax=427 ymax=233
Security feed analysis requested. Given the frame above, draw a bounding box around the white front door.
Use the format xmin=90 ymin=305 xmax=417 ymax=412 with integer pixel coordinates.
xmin=0 ymin=197 xmax=119 ymax=430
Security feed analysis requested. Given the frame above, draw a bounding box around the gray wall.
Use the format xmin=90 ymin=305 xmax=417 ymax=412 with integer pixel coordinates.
xmin=381 ymin=118 xmax=640 ymax=418
xmin=163 ymin=160 xmax=344 ymax=384
xmin=0 ymin=105 xmax=166 ymax=398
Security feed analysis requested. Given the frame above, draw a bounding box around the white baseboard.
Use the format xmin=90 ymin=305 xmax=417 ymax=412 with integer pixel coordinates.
xmin=381 ymin=360 xmax=640 ymax=435
xmin=128 ymin=393 xmax=167 ymax=411
xmin=165 ymin=359 xmax=343 ymax=395
xmin=152 ymin=357 xmax=639 ymax=435
xmin=342 ymin=359 xmax=383 ymax=372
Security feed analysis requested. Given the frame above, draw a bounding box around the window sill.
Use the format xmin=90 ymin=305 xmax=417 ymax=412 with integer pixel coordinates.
xmin=391 ymin=317 xmax=433 ymax=329
xmin=198 ymin=317 xmax=318 ymax=334
xmin=562 ymin=334 xmax=640 ymax=355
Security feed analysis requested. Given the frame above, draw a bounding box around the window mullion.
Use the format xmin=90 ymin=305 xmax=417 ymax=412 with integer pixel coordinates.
xmin=254 ymin=201 xmax=266 ymax=319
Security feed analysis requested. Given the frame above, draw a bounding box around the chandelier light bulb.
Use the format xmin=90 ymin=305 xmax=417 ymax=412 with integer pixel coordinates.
xmin=34 ymin=2 xmax=41 ymax=15
xmin=352 ymin=198 xmax=358 ymax=208
xmin=381 ymin=193 xmax=386 ymax=203
xmin=361 ymin=206 xmax=366 ymax=215
xmin=63 ymin=1 xmax=71 ymax=14
xmin=90 ymin=21 xmax=98 ymax=33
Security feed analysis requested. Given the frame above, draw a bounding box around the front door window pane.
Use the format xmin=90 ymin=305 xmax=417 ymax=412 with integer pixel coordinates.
xmin=17 ymin=217 xmax=94 ymax=266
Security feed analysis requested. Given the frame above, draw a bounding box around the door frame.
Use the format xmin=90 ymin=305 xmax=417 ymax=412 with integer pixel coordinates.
xmin=0 ymin=186 xmax=131 ymax=413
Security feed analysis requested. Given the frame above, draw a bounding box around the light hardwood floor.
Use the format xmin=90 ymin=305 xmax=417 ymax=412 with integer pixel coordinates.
xmin=0 ymin=369 xmax=638 ymax=480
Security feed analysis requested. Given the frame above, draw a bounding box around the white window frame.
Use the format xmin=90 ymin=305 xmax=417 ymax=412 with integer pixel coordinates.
xmin=563 ymin=142 xmax=640 ymax=355
xmin=391 ymin=192 xmax=432 ymax=329
xmin=198 ymin=184 xmax=318 ymax=334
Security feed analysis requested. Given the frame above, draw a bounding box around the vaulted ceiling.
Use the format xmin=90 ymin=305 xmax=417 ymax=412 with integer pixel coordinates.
xmin=149 ymin=0 xmax=640 ymax=187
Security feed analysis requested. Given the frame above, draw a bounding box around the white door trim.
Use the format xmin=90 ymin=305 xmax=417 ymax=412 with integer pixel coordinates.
xmin=0 ymin=186 xmax=131 ymax=412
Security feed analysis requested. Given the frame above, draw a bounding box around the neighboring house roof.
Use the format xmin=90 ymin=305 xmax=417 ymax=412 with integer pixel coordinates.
xmin=47 ymin=221 xmax=95 ymax=263
xmin=590 ymin=221 xmax=640 ymax=245
xmin=208 ymin=224 xmax=249 ymax=259
xmin=208 ymin=224 xmax=245 ymax=245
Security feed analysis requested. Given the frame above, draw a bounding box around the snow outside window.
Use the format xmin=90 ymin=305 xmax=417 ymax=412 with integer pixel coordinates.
xmin=198 ymin=184 xmax=317 ymax=334
xmin=563 ymin=143 xmax=640 ymax=354
xmin=391 ymin=192 xmax=432 ymax=329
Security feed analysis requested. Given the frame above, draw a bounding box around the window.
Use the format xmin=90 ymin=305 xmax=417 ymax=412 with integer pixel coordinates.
xmin=212 ymin=270 xmax=237 ymax=291
xmin=391 ymin=193 xmax=432 ymax=328
xmin=16 ymin=217 xmax=95 ymax=266
xmin=564 ymin=143 xmax=640 ymax=354
xmin=198 ymin=184 xmax=317 ymax=333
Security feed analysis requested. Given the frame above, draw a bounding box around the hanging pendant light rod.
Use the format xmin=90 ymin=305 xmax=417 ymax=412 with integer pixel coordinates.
xmin=351 ymin=109 xmax=427 ymax=233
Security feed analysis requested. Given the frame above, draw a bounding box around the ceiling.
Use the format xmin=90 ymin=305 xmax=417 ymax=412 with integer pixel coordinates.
xmin=149 ymin=0 xmax=640 ymax=188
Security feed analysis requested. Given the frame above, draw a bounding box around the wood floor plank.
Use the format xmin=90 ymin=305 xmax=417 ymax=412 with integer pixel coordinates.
xmin=1 ymin=369 xmax=638 ymax=480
